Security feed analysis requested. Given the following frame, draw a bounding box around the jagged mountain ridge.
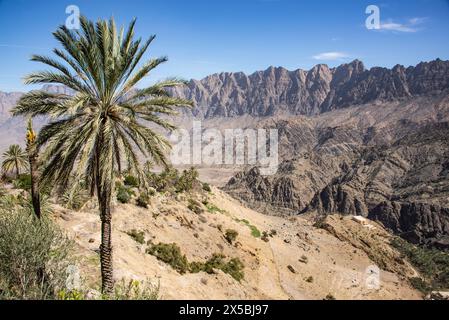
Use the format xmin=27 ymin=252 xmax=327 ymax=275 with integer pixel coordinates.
xmin=170 ymin=59 xmax=449 ymax=118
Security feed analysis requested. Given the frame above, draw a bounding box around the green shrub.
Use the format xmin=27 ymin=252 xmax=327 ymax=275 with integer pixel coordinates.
xmin=175 ymin=167 xmax=199 ymax=193
xmin=136 ymin=192 xmax=150 ymax=208
xmin=225 ymin=229 xmax=239 ymax=244
xmin=149 ymin=168 xmax=179 ymax=192
xmin=110 ymin=279 xmax=159 ymax=300
xmin=305 ymin=276 xmax=314 ymax=283
xmin=146 ymin=243 xmax=244 ymax=282
xmin=13 ymin=174 xmax=32 ymax=190
xmin=57 ymin=289 xmax=85 ymax=300
xmin=205 ymin=203 xmax=226 ymax=214
xmin=220 ymin=257 xmax=245 ymax=282
xmin=117 ymin=185 xmax=132 ymax=204
xmin=190 ymin=253 xmax=244 ymax=282
xmin=235 ymin=218 xmax=261 ymax=238
xmin=202 ymin=183 xmax=212 ymax=192
xmin=0 ymin=209 xmax=73 ymax=299
xmin=124 ymin=175 xmax=139 ymax=187
xmin=126 ymin=229 xmax=145 ymax=244
xmin=146 ymin=243 xmax=189 ymax=274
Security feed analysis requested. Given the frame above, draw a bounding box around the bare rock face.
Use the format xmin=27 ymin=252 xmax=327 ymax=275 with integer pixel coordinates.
xmin=368 ymin=201 xmax=449 ymax=248
xmin=172 ymin=59 xmax=449 ymax=118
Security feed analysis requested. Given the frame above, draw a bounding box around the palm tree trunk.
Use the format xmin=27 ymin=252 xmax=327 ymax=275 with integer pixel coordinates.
xmin=28 ymin=147 xmax=41 ymax=219
xmin=97 ymin=174 xmax=114 ymax=295
xmin=15 ymin=159 xmax=19 ymax=178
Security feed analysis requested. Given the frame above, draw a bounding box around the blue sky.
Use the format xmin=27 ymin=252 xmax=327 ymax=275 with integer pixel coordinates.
xmin=0 ymin=0 xmax=448 ymax=92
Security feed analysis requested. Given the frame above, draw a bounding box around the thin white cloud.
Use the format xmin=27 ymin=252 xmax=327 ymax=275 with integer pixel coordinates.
xmin=312 ymin=52 xmax=350 ymax=61
xmin=379 ymin=17 xmax=427 ymax=33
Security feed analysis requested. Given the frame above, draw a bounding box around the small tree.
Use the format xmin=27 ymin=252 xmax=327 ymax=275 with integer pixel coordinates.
xmin=1 ymin=144 xmax=28 ymax=178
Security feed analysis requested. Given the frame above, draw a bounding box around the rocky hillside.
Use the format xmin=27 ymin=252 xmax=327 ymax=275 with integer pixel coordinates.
xmin=53 ymin=186 xmax=421 ymax=300
xmin=170 ymin=59 xmax=449 ymax=118
xmin=224 ymin=93 xmax=449 ymax=248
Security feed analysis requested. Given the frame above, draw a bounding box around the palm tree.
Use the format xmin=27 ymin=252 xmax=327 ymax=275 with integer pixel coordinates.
xmin=2 ymin=144 xmax=28 ymax=178
xmin=26 ymin=118 xmax=41 ymax=219
xmin=12 ymin=16 xmax=192 ymax=295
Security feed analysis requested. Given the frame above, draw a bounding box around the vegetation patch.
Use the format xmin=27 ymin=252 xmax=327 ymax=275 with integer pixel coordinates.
xmin=0 ymin=208 xmax=73 ymax=299
xmin=13 ymin=174 xmax=32 ymax=190
xmin=235 ymin=218 xmax=261 ymax=238
xmin=136 ymin=192 xmax=150 ymax=208
xmin=126 ymin=229 xmax=145 ymax=244
xmin=146 ymin=242 xmax=189 ymax=274
xmin=189 ymin=253 xmax=245 ymax=282
xmin=116 ymin=185 xmax=133 ymax=204
xmin=205 ymin=202 xmax=226 ymax=214
xmin=224 ymin=229 xmax=239 ymax=244
xmin=124 ymin=175 xmax=139 ymax=187
xmin=146 ymin=167 xmax=200 ymax=194
xmin=110 ymin=279 xmax=159 ymax=300
xmin=146 ymin=242 xmax=244 ymax=281
xmin=390 ymin=238 xmax=449 ymax=293
xmin=202 ymin=182 xmax=212 ymax=192
xmin=175 ymin=168 xmax=199 ymax=193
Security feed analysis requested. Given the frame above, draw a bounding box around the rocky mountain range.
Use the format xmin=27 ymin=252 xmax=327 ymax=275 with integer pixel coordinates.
xmin=171 ymin=59 xmax=449 ymax=118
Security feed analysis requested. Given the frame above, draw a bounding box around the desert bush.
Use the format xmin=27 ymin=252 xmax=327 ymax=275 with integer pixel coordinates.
xmin=202 ymin=182 xmax=211 ymax=192
xmin=13 ymin=174 xmax=32 ymax=190
xmin=110 ymin=279 xmax=159 ymax=300
xmin=150 ymin=167 xmax=179 ymax=192
xmin=124 ymin=175 xmax=139 ymax=187
xmin=126 ymin=229 xmax=145 ymax=244
xmin=236 ymin=218 xmax=261 ymax=238
xmin=225 ymin=229 xmax=239 ymax=244
xmin=146 ymin=242 xmax=189 ymax=274
xmin=325 ymin=293 xmax=336 ymax=300
xmin=146 ymin=242 xmax=244 ymax=282
xmin=190 ymin=253 xmax=245 ymax=282
xmin=175 ymin=167 xmax=199 ymax=193
xmin=0 ymin=209 xmax=73 ymax=299
xmin=205 ymin=202 xmax=226 ymax=214
xmin=116 ymin=185 xmax=133 ymax=204
xmin=136 ymin=192 xmax=150 ymax=208
xmin=57 ymin=289 xmax=85 ymax=300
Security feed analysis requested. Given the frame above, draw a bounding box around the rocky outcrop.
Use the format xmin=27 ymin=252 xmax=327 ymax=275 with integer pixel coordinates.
xmin=369 ymin=202 xmax=449 ymax=248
